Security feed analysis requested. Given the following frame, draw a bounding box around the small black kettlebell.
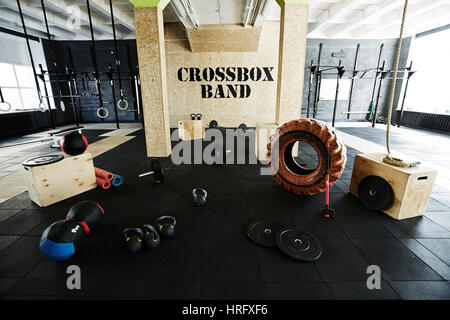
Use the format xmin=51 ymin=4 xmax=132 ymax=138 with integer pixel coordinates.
xmin=155 ymin=216 xmax=176 ymax=238
xmin=123 ymin=228 xmax=144 ymax=253
xmin=192 ymin=188 xmax=207 ymax=207
xmin=142 ymin=224 xmax=160 ymax=249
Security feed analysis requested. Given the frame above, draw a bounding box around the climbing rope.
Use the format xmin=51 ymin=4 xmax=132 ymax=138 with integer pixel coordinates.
xmin=383 ymin=0 xmax=416 ymax=168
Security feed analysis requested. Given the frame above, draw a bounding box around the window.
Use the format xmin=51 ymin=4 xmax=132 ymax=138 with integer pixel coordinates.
xmin=403 ymin=27 xmax=450 ymax=115
xmin=0 ymin=62 xmax=48 ymax=112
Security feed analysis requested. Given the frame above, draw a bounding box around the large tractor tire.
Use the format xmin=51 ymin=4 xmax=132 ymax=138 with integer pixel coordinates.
xmin=267 ymin=119 xmax=346 ymax=195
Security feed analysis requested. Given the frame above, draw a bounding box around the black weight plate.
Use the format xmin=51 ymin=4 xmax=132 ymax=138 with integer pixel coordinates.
xmin=275 ymin=228 xmax=322 ymax=262
xmin=358 ymin=175 xmax=393 ymax=211
xmin=247 ymin=221 xmax=283 ymax=247
xmin=209 ymin=120 xmax=218 ymax=129
xmin=23 ymin=154 xmax=64 ymax=167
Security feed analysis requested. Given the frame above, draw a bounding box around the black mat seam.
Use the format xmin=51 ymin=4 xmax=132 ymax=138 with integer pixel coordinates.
xmin=396 ymin=239 xmax=447 ymax=280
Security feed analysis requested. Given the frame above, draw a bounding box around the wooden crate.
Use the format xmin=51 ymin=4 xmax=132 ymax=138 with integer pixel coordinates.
xmin=349 ymin=153 xmax=437 ymax=220
xmin=22 ymin=152 xmax=97 ymax=207
xmin=178 ymin=120 xmax=205 ymax=140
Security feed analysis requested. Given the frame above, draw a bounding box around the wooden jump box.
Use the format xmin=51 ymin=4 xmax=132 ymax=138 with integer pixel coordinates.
xmin=349 ymin=153 xmax=437 ymax=220
xmin=178 ymin=120 xmax=205 ymax=141
xmin=22 ymin=152 xmax=97 ymax=207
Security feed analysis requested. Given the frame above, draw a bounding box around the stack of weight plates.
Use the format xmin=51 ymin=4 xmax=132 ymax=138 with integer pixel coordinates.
xmin=247 ymin=221 xmax=322 ymax=262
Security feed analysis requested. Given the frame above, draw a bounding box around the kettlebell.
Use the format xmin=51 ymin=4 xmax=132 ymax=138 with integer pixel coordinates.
xmin=123 ymin=228 xmax=144 ymax=253
xmin=155 ymin=216 xmax=176 ymax=238
xmin=142 ymin=224 xmax=160 ymax=249
xmin=192 ymin=188 xmax=207 ymax=207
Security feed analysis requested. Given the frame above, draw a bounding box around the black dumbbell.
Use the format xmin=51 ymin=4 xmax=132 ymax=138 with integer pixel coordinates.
xmin=138 ymin=159 xmax=164 ymax=183
xmin=190 ymin=113 xmax=202 ymax=120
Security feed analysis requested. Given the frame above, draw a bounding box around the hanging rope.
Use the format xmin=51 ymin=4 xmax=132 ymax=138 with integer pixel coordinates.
xmin=383 ymin=0 xmax=416 ymax=168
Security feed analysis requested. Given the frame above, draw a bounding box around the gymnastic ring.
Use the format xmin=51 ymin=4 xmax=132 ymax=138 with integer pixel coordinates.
xmin=60 ymin=100 xmax=66 ymax=112
xmin=97 ymin=107 xmax=109 ymax=119
xmin=267 ymin=118 xmax=346 ymax=196
xmin=117 ymin=99 xmax=128 ymax=111
xmin=38 ymin=101 xmax=47 ymax=112
xmin=0 ymin=101 xmax=11 ymax=112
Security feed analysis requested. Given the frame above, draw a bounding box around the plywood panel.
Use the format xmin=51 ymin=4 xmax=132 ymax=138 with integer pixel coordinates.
xmin=135 ymin=7 xmax=171 ymax=157
xmin=275 ymin=3 xmax=309 ymax=125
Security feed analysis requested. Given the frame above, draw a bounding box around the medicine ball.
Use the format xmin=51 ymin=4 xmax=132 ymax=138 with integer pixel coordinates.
xmin=39 ymin=220 xmax=86 ymax=261
xmin=60 ymin=132 xmax=88 ymax=156
xmin=66 ymin=201 xmax=104 ymax=234
xmin=156 ymin=216 xmax=176 ymax=238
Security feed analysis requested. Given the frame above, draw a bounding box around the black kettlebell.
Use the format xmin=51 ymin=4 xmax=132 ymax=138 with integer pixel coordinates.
xmin=142 ymin=224 xmax=160 ymax=249
xmin=123 ymin=228 xmax=144 ymax=253
xmin=155 ymin=216 xmax=176 ymax=238
xmin=192 ymin=188 xmax=207 ymax=207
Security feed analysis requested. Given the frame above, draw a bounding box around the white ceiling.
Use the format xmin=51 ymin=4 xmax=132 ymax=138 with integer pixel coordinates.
xmin=0 ymin=0 xmax=449 ymax=40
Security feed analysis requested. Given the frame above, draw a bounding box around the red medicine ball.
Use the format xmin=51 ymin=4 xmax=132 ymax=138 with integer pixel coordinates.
xmin=60 ymin=132 xmax=88 ymax=156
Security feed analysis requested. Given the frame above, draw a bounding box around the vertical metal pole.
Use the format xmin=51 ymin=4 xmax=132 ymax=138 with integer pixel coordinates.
xmin=17 ymin=0 xmax=45 ymax=112
xmin=306 ymin=60 xmax=315 ymax=118
xmin=126 ymin=43 xmax=141 ymax=122
xmin=67 ymin=46 xmax=83 ymax=123
xmin=347 ymin=43 xmax=360 ymax=120
xmin=372 ymin=61 xmax=386 ymax=127
xmin=397 ymin=61 xmax=414 ymax=128
xmin=332 ymin=61 xmax=344 ymax=127
xmin=66 ymin=66 xmax=79 ymax=127
xmin=312 ymin=43 xmax=322 ymax=118
xmin=108 ymin=63 xmax=120 ymax=129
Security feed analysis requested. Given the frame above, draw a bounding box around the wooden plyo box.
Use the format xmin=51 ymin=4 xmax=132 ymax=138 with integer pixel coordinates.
xmin=22 ymin=152 xmax=97 ymax=207
xmin=178 ymin=120 xmax=205 ymax=141
xmin=349 ymin=153 xmax=437 ymax=220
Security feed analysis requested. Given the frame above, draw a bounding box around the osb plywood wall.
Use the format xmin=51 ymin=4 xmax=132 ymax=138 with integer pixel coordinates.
xmin=164 ymin=22 xmax=280 ymax=127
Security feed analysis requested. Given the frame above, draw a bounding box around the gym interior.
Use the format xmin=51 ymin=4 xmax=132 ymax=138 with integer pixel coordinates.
xmin=0 ymin=0 xmax=449 ymax=304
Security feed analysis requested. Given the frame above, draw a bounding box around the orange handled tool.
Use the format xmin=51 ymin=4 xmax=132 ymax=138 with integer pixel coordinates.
xmin=321 ymin=142 xmax=335 ymax=219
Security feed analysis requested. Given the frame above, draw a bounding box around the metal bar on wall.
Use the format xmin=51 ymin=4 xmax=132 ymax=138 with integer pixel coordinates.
xmin=397 ymin=61 xmax=415 ymax=128
xmin=312 ymin=43 xmax=322 ymax=119
xmin=67 ymin=46 xmax=83 ymax=124
xmin=346 ymin=43 xmax=360 ymax=120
